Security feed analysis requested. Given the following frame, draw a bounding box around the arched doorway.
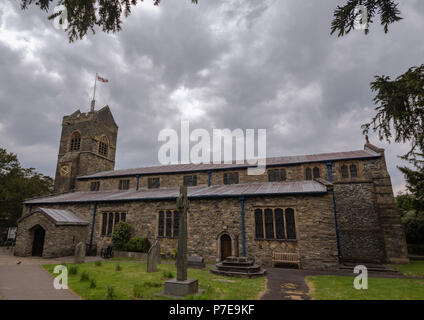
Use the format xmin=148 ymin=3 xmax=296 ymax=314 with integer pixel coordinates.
xmin=31 ymin=225 xmax=45 ymax=256
xmin=220 ymin=234 xmax=232 ymax=260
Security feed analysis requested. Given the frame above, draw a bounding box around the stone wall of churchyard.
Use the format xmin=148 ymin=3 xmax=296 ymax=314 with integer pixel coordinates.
xmin=21 ymin=191 xmax=339 ymax=270
xmin=14 ymin=212 xmax=89 ymax=258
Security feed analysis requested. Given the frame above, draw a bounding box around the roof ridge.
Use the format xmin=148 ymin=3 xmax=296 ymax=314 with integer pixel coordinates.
xmin=77 ymin=148 xmax=379 ymax=180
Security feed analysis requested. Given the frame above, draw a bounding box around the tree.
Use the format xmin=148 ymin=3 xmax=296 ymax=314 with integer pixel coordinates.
xmin=20 ymin=0 xmax=198 ymax=42
xmin=330 ymin=0 xmax=402 ymax=36
xmin=0 ymin=147 xmax=53 ymax=232
xmin=362 ymin=65 xmax=424 ymax=209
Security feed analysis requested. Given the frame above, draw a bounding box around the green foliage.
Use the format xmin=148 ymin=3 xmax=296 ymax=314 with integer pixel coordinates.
xmin=396 ymin=194 xmax=424 ymax=244
xmin=111 ymin=222 xmax=132 ymax=250
xmin=106 ymin=285 xmax=116 ymax=300
xmin=20 ymin=0 xmax=198 ymax=42
xmin=162 ymin=270 xmax=174 ymax=279
xmin=331 ymin=0 xmax=402 ymax=37
xmin=68 ymin=265 xmax=78 ymax=275
xmin=308 ymin=275 xmax=424 ymax=300
xmin=80 ymin=271 xmax=90 ymax=282
xmin=95 ymin=260 xmax=102 ymax=267
xmin=43 ymin=261 xmax=266 ymax=300
xmin=124 ymin=237 xmax=151 ymax=253
xmin=0 ymin=146 xmax=53 ymax=231
xmin=89 ymin=278 xmax=97 ymax=289
xmin=363 ymin=65 xmax=424 ymax=215
xmin=401 ymin=210 xmax=424 ymax=244
xmin=133 ymin=281 xmax=161 ymax=298
xmin=115 ymin=263 xmax=122 ymax=271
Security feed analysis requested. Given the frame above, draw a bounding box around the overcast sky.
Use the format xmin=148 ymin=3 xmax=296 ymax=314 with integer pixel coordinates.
xmin=0 ymin=0 xmax=423 ymax=194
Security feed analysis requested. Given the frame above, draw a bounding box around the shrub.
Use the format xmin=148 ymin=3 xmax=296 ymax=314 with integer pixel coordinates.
xmin=80 ymin=271 xmax=89 ymax=282
xmin=133 ymin=283 xmax=144 ymax=299
xmin=95 ymin=261 xmax=102 ymax=267
xmin=89 ymin=279 xmax=97 ymax=289
xmin=106 ymin=286 xmax=115 ymax=300
xmin=401 ymin=210 xmax=424 ymax=244
xmin=115 ymin=263 xmax=122 ymax=271
xmin=162 ymin=271 xmax=174 ymax=279
xmin=124 ymin=237 xmax=151 ymax=253
xmin=68 ymin=265 xmax=78 ymax=275
xmin=111 ymin=222 xmax=132 ymax=250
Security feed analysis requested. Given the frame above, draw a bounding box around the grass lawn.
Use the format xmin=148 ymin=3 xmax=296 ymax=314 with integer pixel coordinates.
xmin=43 ymin=261 xmax=266 ymax=300
xmin=307 ymin=275 xmax=424 ymax=300
xmin=388 ymin=261 xmax=424 ymax=277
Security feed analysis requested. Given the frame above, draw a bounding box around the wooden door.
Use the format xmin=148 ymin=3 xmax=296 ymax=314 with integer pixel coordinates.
xmin=220 ymin=234 xmax=232 ymax=260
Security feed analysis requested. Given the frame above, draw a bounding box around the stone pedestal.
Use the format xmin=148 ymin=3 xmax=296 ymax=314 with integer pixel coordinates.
xmin=74 ymin=242 xmax=86 ymax=264
xmin=164 ymin=278 xmax=199 ymax=297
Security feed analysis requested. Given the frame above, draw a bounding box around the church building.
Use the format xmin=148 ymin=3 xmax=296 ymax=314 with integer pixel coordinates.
xmin=14 ymin=106 xmax=409 ymax=270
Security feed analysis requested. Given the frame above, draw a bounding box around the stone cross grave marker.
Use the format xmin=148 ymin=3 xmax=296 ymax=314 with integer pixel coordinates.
xmin=147 ymin=240 xmax=161 ymax=272
xmin=74 ymin=242 xmax=86 ymax=264
xmin=176 ymin=185 xmax=189 ymax=281
xmin=163 ymin=185 xmax=199 ymax=296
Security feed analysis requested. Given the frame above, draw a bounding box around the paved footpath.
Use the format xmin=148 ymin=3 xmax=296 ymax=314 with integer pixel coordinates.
xmin=0 ymin=250 xmax=101 ymax=300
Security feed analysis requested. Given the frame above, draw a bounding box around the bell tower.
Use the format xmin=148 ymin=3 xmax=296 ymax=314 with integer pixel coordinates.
xmin=53 ymin=106 xmax=118 ymax=193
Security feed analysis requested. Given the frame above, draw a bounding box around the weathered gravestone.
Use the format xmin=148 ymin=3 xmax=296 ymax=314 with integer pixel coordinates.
xmin=164 ymin=186 xmax=199 ymax=296
xmin=147 ymin=240 xmax=161 ymax=272
xmin=74 ymin=242 xmax=86 ymax=264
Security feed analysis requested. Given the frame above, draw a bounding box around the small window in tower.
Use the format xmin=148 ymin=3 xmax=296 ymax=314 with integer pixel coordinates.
xmin=350 ymin=164 xmax=358 ymax=178
xmin=69 ymin=132 xmax=81 ymax=151
xmin=313 ymin=167 xmax=320 ymax=179
xmin=341 ymin=165 xmax=349 ymax=179
xmin=98 ymin=136 xmax=108 ymax=157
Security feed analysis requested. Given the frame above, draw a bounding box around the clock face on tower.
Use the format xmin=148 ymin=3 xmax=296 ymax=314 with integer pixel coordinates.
xmin=59 ymin=165 xmax=70 ymax=177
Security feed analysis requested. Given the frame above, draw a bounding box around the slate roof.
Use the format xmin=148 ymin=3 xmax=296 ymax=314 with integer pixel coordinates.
xmin=77 ymin=149 xmax=380 ymax=179
xmin=25 ymin=180 xmax=328 ymax=205
xmin=18 ymin=207 xmax=89 ymax=225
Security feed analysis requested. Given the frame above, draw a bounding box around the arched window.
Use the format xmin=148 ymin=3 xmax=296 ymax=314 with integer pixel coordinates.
xmin=313 ymin=167 xmax=320 ymax=179
xmin=69 ymin=132 xmax=81 ymax=151
xmin=350 ymin=164 xmax=358 ymax=178
xmin=98 ymin=136 xmax=108 ymax=157
xmin=305 ymin=168 xmax=312 ymax=180
xmin=341 ymin=165 xmax=349 ymax=179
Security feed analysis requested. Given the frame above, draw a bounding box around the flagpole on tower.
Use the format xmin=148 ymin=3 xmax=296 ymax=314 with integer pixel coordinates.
xmin=91 ymin=73 xmax=98 ymax=112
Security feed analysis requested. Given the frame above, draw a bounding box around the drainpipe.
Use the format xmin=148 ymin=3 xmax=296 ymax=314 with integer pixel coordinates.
xmin=207 ymin=171 xmax=212 ymax=187
xmin=136 ymin=174 xmax=141 ymax=191
xmin=326 ymin=161 xmax=342 ymax=258
xmin=240 ymin=197 xmax=246 ymax=257
xmin=89 ymin=202 xmax=97 ymax=247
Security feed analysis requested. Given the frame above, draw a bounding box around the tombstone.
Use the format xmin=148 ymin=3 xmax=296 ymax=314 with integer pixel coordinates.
xmin=175 ymin=256 xmax=206 ymax=269
xmin=164 ymin=186 xmax=199 ymax=296
xmin=74 ymin=242 xmax=86 ymax=264
xmin=147 ymin=240 xmax=161 ymax=272
xmin=187 ymin=256 xmax=206 ymax=269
